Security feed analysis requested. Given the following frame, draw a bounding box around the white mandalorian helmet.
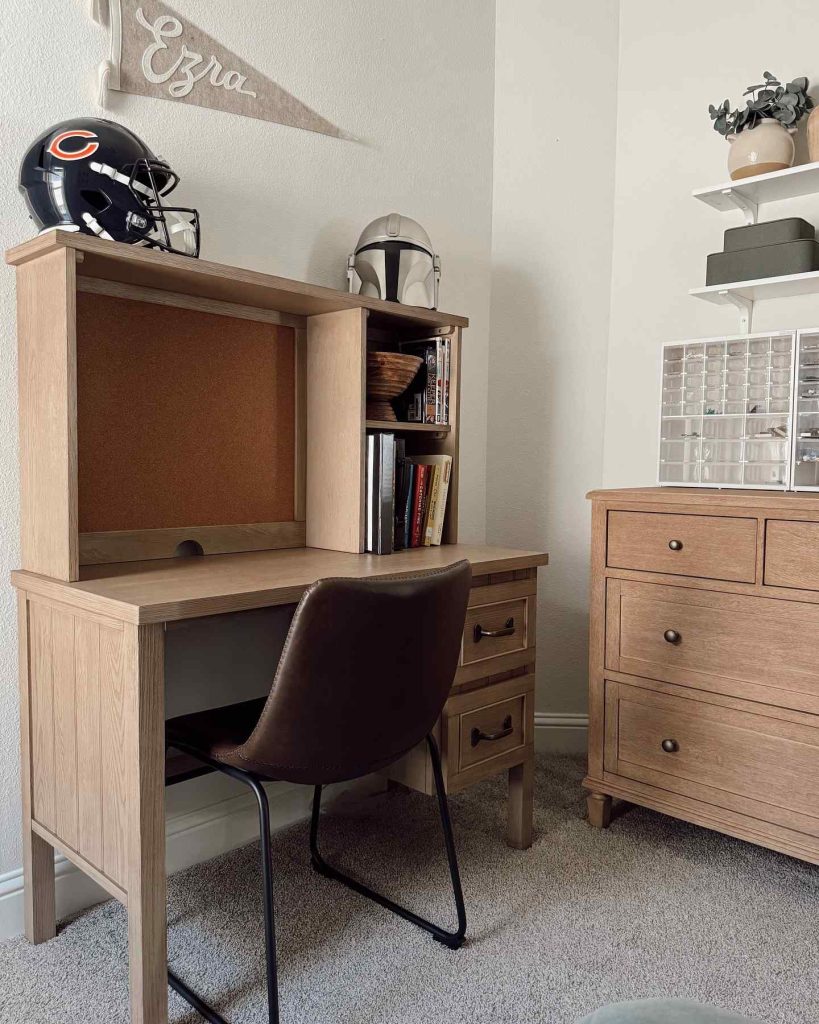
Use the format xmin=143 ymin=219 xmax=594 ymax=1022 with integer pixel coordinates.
xmin=348 ymin=213 xmax=441 ymax=309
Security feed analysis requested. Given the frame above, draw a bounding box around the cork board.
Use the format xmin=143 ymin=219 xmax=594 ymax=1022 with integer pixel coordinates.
xmin=77 ymin=293 xmax=296 ymax=533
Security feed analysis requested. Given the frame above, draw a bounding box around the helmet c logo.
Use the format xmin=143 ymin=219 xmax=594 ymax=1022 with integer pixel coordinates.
xmin=47 ymin=130 xmax=99 ymax=161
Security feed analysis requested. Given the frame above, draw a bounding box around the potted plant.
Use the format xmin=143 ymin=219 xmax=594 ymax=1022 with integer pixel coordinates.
xmin=709 ymin=72 xmax=813 ymax=180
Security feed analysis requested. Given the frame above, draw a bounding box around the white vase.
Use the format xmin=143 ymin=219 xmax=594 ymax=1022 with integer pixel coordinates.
xmin=727 ymin=118 xmax=796 ymax=180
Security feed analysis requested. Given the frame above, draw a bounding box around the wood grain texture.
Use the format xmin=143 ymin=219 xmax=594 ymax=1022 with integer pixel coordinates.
xmin=76 ymin=292 xmax=296 ymax=533
xmin=125 ymin=623 xmax=167 ymax=1024
xmin=101 ymin=624 xmax=128 ymax=887
xmin=12 ymin=545 xmax=550 ymax=625
xmin=6 ymin=231 xmax=469 ymax=330
xmin=305 ymin=308 xmax=366 ymax=552
xmin=611 ymin=578 xmax=819 ymax=708
xmin=52 ymin=609 xmax=78 ymax=850
xmin=75 ymin=616 xmax=103 ymax=867
xmin=507 ymin=757 xmax=534 ymax=849
xmin=607 ymin=510 xmax=757 ymax=583
xmin=587 ymin=487 xmax=819 ymax=866
xmin=586 ymin=792 xmax=612 ymax=829
xmin=79 ymin=521 xmax=306 ymax=567
xmin=18 ymin=595 xmax=56 ymax=943
xmin=17 ymin=246 xmax=78 ymax=580
xmin=29 ymin=601 xmax=55 ymax=831
xmin=764 ymin=519 xmax=819 ymax=589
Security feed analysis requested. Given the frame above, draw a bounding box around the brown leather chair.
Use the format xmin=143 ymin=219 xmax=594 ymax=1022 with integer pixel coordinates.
xmin=165 ymin=560 xmax=472 ymax=1024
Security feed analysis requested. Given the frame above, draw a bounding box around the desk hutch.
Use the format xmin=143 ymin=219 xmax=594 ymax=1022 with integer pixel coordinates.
xmin=8 ymin=231 xmax=547 ymax=1024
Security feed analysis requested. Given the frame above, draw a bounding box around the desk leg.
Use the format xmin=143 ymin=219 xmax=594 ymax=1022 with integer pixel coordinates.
xmin=126 ymin=623 xmax=168 ymax=1024
xmin=18 ymin=595 xmax=56 ymax=943
xmin=507 ymin=755 xmax=534 ymax=849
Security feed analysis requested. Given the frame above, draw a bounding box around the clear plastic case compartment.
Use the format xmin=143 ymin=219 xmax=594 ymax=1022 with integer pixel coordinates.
xmin=659 ymin=332 xmax=796 ymax=490
xmin=793 ymin=331 xmax=819 ymax=491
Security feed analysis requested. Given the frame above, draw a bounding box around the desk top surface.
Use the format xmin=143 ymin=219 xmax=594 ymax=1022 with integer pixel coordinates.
xmin=12 ymin=544 xmax=548 ymax=625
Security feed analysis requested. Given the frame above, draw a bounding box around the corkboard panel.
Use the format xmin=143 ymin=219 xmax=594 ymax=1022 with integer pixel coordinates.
xmin=76 ymin=293 xmax=296 ymax=532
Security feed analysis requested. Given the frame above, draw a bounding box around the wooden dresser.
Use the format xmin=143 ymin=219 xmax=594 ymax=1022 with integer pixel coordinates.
xmin=585 ymin=486 xmax=819 ymax=864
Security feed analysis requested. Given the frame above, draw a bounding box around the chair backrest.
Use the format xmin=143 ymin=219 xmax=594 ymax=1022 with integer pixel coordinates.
xmin=234 ymin=560 xmax=472 ymax=785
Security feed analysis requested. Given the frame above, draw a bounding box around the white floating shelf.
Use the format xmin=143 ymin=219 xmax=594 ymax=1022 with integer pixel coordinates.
xmin=693 ymin=162 xmax=819 ymax=221
xmin=691 ymin=270 xmax=819 ymax=306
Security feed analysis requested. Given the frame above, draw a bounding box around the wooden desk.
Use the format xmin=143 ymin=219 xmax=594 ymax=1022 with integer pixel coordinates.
xmin=13 ymin=542 xmax=547 ymax=1024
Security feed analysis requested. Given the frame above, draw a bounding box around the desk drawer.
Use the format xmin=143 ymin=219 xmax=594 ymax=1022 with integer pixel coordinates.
xmin=765 ymin=520 xmax=819 ymax=590
xmin=605 ymin=679 xmax=819 ymax=834
xmin=461 ymin=594 xmax=532 ymax=667
xmin=607 ymin=511 xmax=757 ymax=582
xmin=608 ymin=579 xmax=819 ymax=706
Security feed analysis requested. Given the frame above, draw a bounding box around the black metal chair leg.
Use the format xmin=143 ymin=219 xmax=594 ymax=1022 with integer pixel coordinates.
xmin=309 ymin=734 xmax=467 ymax=950
xmin=168 ymin=766 xmax=280 ymax=1024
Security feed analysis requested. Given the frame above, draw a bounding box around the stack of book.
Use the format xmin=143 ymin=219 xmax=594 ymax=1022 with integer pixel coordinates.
xmin=398 ymin=337 xmax=451 ymax=425
xmin=366 ymin=433 xmax=452 ymax=554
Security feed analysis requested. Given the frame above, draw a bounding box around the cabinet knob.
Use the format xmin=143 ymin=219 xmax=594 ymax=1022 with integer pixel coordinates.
xmin=661 ymin=738 xmax=679 ymax=753
xmin=663 ymin=629 xmax=682 ymax=645
xmin=668 ymin=539 xmax=683 ymax=551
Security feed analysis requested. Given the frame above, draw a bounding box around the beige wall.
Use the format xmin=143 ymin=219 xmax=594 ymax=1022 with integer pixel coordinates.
xmin=604 ymin=0 xmax=819 ymax=489
xmin=488 ymin=0 xmax=620 ymax=723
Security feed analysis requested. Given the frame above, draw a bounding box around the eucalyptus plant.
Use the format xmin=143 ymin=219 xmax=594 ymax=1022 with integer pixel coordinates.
xmin=709 ymin=72 xmax=813 ymax=137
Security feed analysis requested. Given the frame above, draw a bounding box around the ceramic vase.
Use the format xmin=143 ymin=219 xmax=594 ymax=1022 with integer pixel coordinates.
xmin=727 ymin=118 xmax=796 ymax=180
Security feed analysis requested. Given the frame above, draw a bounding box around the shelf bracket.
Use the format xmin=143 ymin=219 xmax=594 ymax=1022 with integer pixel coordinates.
xmin=719 ymin=290 xmax=754 ymax=334
xmin=720 ymin=187 xmax=757 ymax=225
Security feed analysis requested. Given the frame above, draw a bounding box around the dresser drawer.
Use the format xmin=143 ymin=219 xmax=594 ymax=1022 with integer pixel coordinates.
xmin=461 ymin=594 xmax=532 ymax=667
xmin=605 ymin=679 xmax=819 ymax=834
xmin=765 ymin=520 xmax=819 ymax=590
xmin=607 ymin=511 xmax=757 ymax=582
xmin=607 ymin=579 xmax=819 ymax=706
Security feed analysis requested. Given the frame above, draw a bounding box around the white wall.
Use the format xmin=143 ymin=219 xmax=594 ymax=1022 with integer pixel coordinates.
xmin=488 ymin=0 xmax=620 ymax=724
xmin=604 ymin=0 xmax=819 ymax=488
xmin=0 ymin=0 xmax=497 ymax=930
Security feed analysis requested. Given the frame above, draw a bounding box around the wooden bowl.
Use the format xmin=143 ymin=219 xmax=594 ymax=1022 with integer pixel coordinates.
xmin=366 ymin=351 xmax=423 ymax=421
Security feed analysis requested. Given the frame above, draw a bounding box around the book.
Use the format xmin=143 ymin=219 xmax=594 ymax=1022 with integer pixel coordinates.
xmin=403 ymin=463 xmax=416 ymax=548
xmin=408 ymin=454 xmax=452 ymax=546
xmin=366 ymin=432 xmax=395 ymax=554
xmin=393 ymin=438 xmax=408 ymax=551
xmin=410 ymin=463 xmax=429 ymax=547
xmin=398 ymin=338 xmax=449 ymax=425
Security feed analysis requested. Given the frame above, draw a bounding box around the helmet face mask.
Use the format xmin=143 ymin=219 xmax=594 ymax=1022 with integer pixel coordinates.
xmin=349 ymin=214 xmax=440 ymax=309
xmin=20 ymin=118 xmax=200 ymax=258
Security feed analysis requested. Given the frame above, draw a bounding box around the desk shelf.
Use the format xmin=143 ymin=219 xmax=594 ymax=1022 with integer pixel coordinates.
xmin=366 ymin=419 xmax=451 ymax=433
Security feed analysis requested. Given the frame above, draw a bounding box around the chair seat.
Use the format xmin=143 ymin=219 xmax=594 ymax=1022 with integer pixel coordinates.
xmin=166 ymin=698 xmax=270 ymax=774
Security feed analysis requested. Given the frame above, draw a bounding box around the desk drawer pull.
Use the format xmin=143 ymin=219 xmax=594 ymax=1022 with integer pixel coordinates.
xmin=664 ymin=629 xmax=682 ymax=645
xmin=474 ymin=617 xmax=515 ymax=643
xmin=471 ymin=715 xmax=513 ymax=747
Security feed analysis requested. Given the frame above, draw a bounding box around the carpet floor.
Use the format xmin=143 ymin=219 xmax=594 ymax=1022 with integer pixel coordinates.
xmin=1 ymin=754 xmax=816 ymax=1024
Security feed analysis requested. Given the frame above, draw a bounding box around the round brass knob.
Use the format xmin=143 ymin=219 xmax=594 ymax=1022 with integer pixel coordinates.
xmin=663 ymin=629 xmax=681 ymax=645
xmin=661 ymin=738 xmax=679 ymax=753
xmin=668 ymin=539 xmax=683 ymax=551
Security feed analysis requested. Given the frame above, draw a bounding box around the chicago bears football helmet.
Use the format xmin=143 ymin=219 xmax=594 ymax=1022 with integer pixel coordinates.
xmin=19 ymin=117 xmax=200 ymax=257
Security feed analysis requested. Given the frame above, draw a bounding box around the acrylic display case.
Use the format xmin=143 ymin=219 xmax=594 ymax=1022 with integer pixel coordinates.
xmin=659 ymin=332 xmax=795 ymax=489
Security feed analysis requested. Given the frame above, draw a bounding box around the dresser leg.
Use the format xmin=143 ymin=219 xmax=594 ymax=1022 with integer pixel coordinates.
xmin=587 ymin=792 xmax=612 ymax=829
xmin=507 ymin=758 xmax=534 ymax=849
xmin=23 ymin=828 xmax=56 ymax=943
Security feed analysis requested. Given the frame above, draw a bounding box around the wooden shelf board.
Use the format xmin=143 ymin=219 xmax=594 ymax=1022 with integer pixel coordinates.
xmin=11 ymin=544 xmax=549 ymax=625
xmin=693 ymin=161 xmax=819 ymax=212
xmin=6 ymin=231 xmax=468 ymax=331
xmin=690 ymin=270 xmax=819 ymax=305
xmin=366 ymin=420 xmax=451 ymax=433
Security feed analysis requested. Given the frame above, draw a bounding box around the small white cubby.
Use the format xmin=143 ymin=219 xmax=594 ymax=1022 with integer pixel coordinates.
xmin=658 ymin=331 xmax=795 ymax=490
xmin=791 ymin=329 xmax=819 ymax=491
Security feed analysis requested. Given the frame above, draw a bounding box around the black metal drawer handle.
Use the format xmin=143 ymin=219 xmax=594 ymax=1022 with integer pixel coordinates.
xmin=471 ymin=715 xmax=513 ymax=747
xmin=473 ymin=617 xmax=515 ymax=643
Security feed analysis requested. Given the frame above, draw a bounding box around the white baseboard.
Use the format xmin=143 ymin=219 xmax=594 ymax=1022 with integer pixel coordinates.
xmin=534 ymin=712 xmax=588 ymax=755
xmin=0 ymin=775 xmax=381 ymax=942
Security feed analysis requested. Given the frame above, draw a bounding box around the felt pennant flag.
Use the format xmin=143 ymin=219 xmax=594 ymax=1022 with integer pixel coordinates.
xmin=93 ymin=0 xmax=351 ymax=140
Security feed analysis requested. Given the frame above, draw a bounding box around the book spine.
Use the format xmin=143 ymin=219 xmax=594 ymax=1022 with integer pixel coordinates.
xmin=366 ymin=434 xmax=378 ymax=553
xmin=424 ymin=346 xmax=436 ymax=423
xmin=431 ymin=458 xmax=452 ymax=545
xmin=393 ymin=439 xmax=407 ymax=551
xmin=435 ymin=340 xmax=443 ymax=424
xmin=423 ymin=465 xmax=440 ymax=545
xmin=376 ymin=434 xmax=395 ymax=555
xmin=403 ymin=463 xmax=415 ymax=549
xmin=410 ymin=464 xmax=428 ymax=547
xmin=443 ymin=339 xmax=450 ymax=425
